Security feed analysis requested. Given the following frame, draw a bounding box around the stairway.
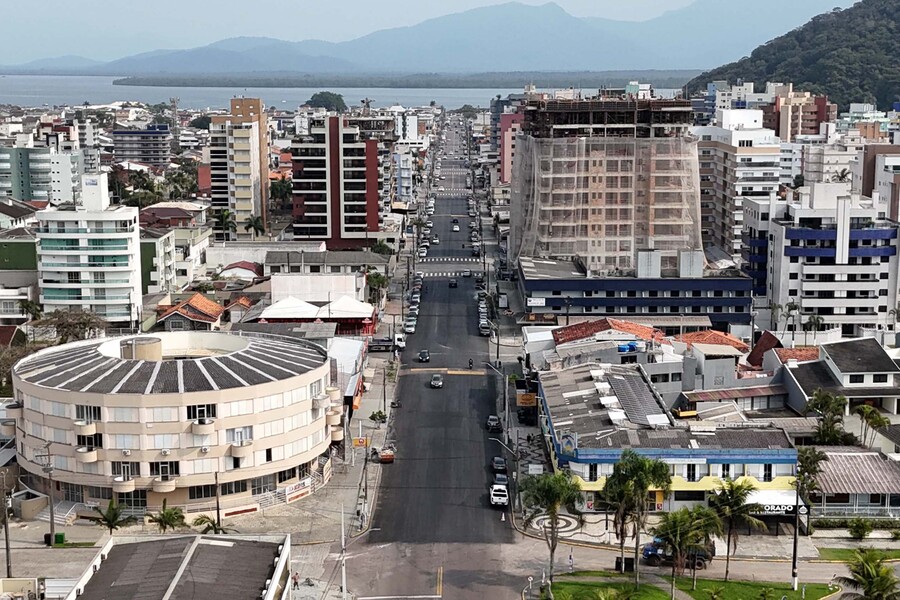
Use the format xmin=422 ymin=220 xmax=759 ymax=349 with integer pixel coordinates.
xmin=35 ymin=500 xmax=79 ymax=526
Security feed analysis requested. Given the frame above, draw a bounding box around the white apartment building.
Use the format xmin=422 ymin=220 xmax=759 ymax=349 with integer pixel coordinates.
xmin=36 ymin=174 xmax=142 ymax=326
xmin=694 ymin=109 xmax=782 ymax=259
xmin=209 ymin=120 xmax=263 ymax=240
xmin=140 ymin=228 xmax=177 ymax=294
xmin=50 ymin=152 xmax=83 ymax=203
xmin=874 ymin=154 xmax=900 ymax=219
xmin=0 ymin=284 xmax=34 ymax=325
xmin=742 ymin=183 xmax=899 ymax=336
xmin=802 ymin=129 xmax=865 ymax=184
xmin=173 ymin=226 xmax=212 ymax=288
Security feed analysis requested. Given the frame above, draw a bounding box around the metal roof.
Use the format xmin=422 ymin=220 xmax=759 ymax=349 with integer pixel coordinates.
xmin=817 ymin=452 xmax=900 ymax=495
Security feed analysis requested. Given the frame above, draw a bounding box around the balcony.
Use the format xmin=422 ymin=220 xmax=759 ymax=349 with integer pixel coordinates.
xmin=191 ymin=418 xmax=216 ymax=435
xmin=112 ymin=476 xmax=135 ymax=493
xmin=230 ymin=440 xmax=253 ymax=458
xmin=74 ymin=420 xmax=96 ymax=436
xmin=0 ymin=419 xmax=15 ymax=437
xmin=4 ymin=403 xmax=22 ymax=418
xmin=152 ymin=476 xmax=177 ymax=493
xmin=75 ymin=446 xmax=98 ymax=463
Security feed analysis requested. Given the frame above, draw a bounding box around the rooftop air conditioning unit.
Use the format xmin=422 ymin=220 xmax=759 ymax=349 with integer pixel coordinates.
xmin=200 ymin=446 xmax=210 ymax=454
xmin=122 ymin=449 xmax=132 ymax=456
xmin=161 ymin=449 xmax=171 ymax=456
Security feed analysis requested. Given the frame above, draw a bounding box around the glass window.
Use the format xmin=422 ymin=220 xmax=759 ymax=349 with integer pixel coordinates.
xmin=251 ymin=475 xmax=276 ymax=496
xmin=189 ymin=485 xmax=217 ymax=500
xmin=221 ymin=480 xmax=248 ymax=496
xmin=75 ymin=405 xmax=101 ymax=423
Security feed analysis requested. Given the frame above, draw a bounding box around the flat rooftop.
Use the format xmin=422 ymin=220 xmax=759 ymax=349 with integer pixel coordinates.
xmin=519 ymin=257 xmax=747 ymax=281
xmin=77 ymin=535 xmax=286 ymax=600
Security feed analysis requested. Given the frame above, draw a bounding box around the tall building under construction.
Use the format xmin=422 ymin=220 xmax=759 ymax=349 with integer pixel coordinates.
xmin=511 ymin=96 xmax=702 ymax=273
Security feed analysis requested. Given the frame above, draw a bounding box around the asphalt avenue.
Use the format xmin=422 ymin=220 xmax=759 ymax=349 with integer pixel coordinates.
xmin=352 ymin=119 xmax=516 ymax=599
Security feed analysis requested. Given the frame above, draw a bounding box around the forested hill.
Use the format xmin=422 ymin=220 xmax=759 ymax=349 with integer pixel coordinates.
xmin=686 ymin=0 xmax=900 ymax=109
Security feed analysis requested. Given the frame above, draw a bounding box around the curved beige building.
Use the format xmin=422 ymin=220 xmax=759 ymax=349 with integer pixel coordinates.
xmin=10 ymin=331 xmax=338 ymax=516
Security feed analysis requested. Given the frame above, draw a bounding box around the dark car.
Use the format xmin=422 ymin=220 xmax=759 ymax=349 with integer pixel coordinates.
xmin=475 ymin=274 xmax=485 ymax=284
xmin=494 ymin=473 xmax=509 ymax=487
xmin=491 ymin=456 xmax=507 ymax=473
xmin=449 ymin=279 xmax=458 ymax=288
xmin=430 ymin=374 xmax=444 ymax=389
xmin=418 ymin=349 xmax=430 ymax=363
xmin=643 ymin=541 xmax=714 ymax=569
xmin=486 ymin=415 xmax=502 ymax=433
xmin=452 ymin=218 xmax=459 ymax=223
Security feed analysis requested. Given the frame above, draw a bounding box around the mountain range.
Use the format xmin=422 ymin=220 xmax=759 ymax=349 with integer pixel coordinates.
xmin=687 ymin=0 xmax=900 ymax=109
xmin=0 ymin=0 xmax=854 ymax=75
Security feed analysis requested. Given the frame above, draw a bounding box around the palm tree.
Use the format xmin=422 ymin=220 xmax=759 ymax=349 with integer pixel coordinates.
xmin=688 ymin=505 xmax=723 ymax=591
xmin=781 ymin=299 xmax=800 ymax=343
xmin=890 ymin=303 xmax=900 ymax=330
xmin=835 ymin=548 xmax=900 ymax=600
xmin=807 ymin=389 xmax=852 ymax=445
xmin=18 ymin=299 xmax=42 ymax=321
xmin=832 ymin=168 xmax=852 ymax=183
xmin=270 ymin=174 xmax=293 ymax=211
xmin=804 ymin=314 xmax=825 ymax=343
xmin=703 ymin=586 xmax=726 ymax=600
xmin=243 ymin=215 xmax=265 ymax=239
xmin=769 ymin=302 xmax=783 ymax=332
xmin=603 ymin=450 xmax=671 ymax=586
xmin=148 ymin=499 xmax=187 ymax=533
xmin=708 ymin=479 xmax=765 ymax=582
xmin=652 ymin=508 xmax=699 ymax=600
xmin=757 ymin=587 xmax=777 ymax=600
xmin=520 ymin=471 xmax=583 ymax=595
xmin=192 ymin=514 xmax=238 ymax=534
xmin=92 ymin=499 xmax=136 ymax=535
xmin=215 ymin=209 xmax=237 ymax=240
xmin=855 ymin=405 xmax=891 ymax=448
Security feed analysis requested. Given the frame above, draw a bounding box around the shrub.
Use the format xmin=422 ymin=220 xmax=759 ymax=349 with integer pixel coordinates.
xmin=891 ymin=530 xmax=900 ymax=541
xmin=848 ymin=517 xmax=874 ymax=540
xmin=812 ymin=518 xmax=900 ymax=530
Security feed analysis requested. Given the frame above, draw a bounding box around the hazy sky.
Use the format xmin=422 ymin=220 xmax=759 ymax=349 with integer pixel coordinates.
xmin=2 ymin=0 xmax=695 ymax=63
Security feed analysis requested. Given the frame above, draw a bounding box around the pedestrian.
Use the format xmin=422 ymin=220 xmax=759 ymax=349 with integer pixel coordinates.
xmin=527 ymin=434 xmax=533 ymax=444
xmin=292 ymin=571 xmax=300 ymax=590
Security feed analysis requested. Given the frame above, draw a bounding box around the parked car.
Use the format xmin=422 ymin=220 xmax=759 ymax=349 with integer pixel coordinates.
xmin=404 ymin=322 xmax=417 ymax=334
xmin=493 ymin=473 xmax=509 ymax=487
xmin=418 ymin=248 xmax=427 ymax=258
xmin=486 ymin=415 xmax=502 ymax=433
xmin=432 ymin=236 xmax=440 ymax=244
xmin=430 ymin=374 xmax=444 ymax=389
xmin=452 ymin=225 xmax=460 ymax=232
xmin=449 ymin=279 xmax=458 ymax=288
xmin=462 ymin=269 xmax=472 ymax=277
xmin=642 ymin=541 xmax=714 ymax=569
xmin=418 ymin=349 xmax=430 ymax=363
xmin=489 ymin=485 xmax=509 ymax=507
xmin=491 ymin=456 xmax=507 ymax=473
xmin=452 ymin=218 xmax=459 ymax=224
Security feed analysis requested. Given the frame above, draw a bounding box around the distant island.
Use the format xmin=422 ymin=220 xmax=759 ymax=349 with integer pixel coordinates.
xmin=111 ymin=71 xmax=701 ymax=90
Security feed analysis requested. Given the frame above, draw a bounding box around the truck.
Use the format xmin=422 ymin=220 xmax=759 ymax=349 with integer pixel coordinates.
xmin=368 ymin=333 xmax=406 ymax=352
xmin=641 ymin=539 xmax=715 ymax=570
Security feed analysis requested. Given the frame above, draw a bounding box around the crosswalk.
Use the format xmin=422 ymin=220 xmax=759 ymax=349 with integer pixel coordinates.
xmin=419 ymin=257 xmax=482 ymax=263
xmin=420 ymin=271 xmax=476 ymax=278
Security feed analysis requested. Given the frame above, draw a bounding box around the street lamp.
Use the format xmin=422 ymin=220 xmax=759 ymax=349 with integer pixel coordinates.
xmin=36 ymin=442 xmax=56 ymax=546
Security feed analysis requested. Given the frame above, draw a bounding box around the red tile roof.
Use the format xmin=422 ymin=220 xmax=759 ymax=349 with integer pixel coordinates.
xmin=746 ymin=331 xmax=783 ymax=367
xmin=0 ymin=325 xmax=21 ymax=347
xmin=25 ymin=200 xmax=49 ymax=210
xmin=226 ymin=296 xmax=254 ymax=310
xmin=552 ymin=317 xmax=668 ymax=346
xmin=158 ymin=293 xmax=225 ymax=323
xmin=675 ymin=330 xmax=749 ymax=353
xmin=223 ymin=261 xmax=263 ymax=277
xmin=774 ymin=347 xmax=820 ymax=363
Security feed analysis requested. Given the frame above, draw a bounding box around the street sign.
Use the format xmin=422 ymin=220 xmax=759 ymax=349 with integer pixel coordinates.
xmin=517 ymin=392 xmax=537 ymax=407
xmin=527 ymin=464 xmax=544 ymax=475
xmin=526 ymin=297 xmax=546 ymax=307
xmin=352 ymin=437 xmax=369 ymax=447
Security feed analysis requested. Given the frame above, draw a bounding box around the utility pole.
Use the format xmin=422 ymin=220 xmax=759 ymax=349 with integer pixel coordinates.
xmin=381 ymin=367 xmax=386 ymax=414
xmin=340 ymin=503 xmax=348 ymax=600
xmin=791 ymin=484 xmax=801 ymax=590
xmin=36 ymin=443 xmax=55 ymax=545
xmin=215 ymin=470 xmax=222 ymax=530
xmin=170 ymin=96 xmax=180 ymax=154
xmin=1 ymin=472 xmax=11 ymax=577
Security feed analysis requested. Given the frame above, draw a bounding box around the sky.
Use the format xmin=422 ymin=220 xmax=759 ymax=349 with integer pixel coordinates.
xmin=1 ymin=0 xmax=696 ymax=64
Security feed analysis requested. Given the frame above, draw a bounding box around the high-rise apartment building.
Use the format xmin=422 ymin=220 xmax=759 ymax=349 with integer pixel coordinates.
xmin=209 ymin=98 xmax=269 ymax=240
xmin=761 ymin=84 xmax=837 ymax=143
xmin=693 ymin=109 xmax=781 ymax=258
xmin=854 ymin=145 xmax=900 ymax=220
xmin=72 ymin=110 xmax=101 ymax=173
xmin=742 ymin=183 xmax=899 ymax=336
xmin=290 ymin=115 xmax=380 ymax=248
xmin=36 ymin=173 xmax=142 ymax=326
xmin=112 ymin=124 xmax=173 ymax=169
xmin=511 ymin=95 xmax=702 ymax=272
xmin=499 ymin=112 xmax=523 ymax=185
xmin=0 ymin=146 xmax=83 ymax=204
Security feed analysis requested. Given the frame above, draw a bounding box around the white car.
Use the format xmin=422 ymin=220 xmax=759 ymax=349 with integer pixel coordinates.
xmin=418 ymin=248 xmax=427 ymax=258
xmin=432 ymin=236 xmax=440 ymax=244
xmin=438 ymin=186 xmax=445 ymax=192
xmin=426 ymin=220 xmax=434 ymax=228
xmin=489 ymin=485 xmax=509 ymax=507
xmin=452 ymin=225 xmax=460 ymax=232
xmin=404 ymin=323 xmax=417 ymax=334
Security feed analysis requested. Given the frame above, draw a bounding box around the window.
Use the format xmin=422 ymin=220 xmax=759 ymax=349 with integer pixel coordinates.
xmin=111 ymin=461 xmax=140 ymax=478
xmin=848 ymin=374 xmax=865 ymax=384
xmin=109 ymin=407 xmax=138 ymax=422
xmin=117 ymin=490 xmax=147 ymax=508
xmin=686 ymin=464 xmax=697 ymax=482
xmin=265 ymin=448 xmax=273 ymax=462
xmin=221 ymin=480 xmax=248 ymax=496
xmin=76 ymin=433 xmax=103 ymax=449
xmin=671 ymin=372 xmax=682 ymax=382
xmin=149 ymin=407 xmax=178 ymax=422
xmin=588 ymin=463 xmax=598 ymax=482
xmin=251 ymin=475 xmax=276 ymax=496
xmin=187 ymin=404 xmax=217 ymax=420
xmin=272 ymin=468 xmax=294 ymax=484
xmin=874 ymin=374 xmax=888 ymax=383
xmin=150 ymin=434 xmax=180 ymax=449
xmin=149 ymin=461 xmax=180 ymax=478
xmin=110 ymin=434 xmax=138 ymax=450
xmin=869 ymin=494 xmax=885 ymax=505
xmin=762 ymin=464 xmax=773 ymax=482
xmin=673 ymin=491 xmax=706 ymax=502
xmin=789 ymin=273 xmax=798 ymax=280
xmin=75 ymin=405 xmax=101 ymax=423
xmin=189 ymin=485 xmax=217 ymax=500
xmin=738 ymin=140 xmax=753 ymax=148
xmin=86 ymin=486 xmax=113 ymax=500
xmin=226 ymin=426 xmax=253 ymax=443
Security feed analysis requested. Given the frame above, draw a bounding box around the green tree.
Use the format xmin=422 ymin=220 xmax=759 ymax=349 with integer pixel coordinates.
xmin=757 ymin=587 xmax=777 ymax=600
xmin=806 ymin=389 xmax=854 ymax=445
xmin=306 ymin=91 xmax=348 ymax=112
xmin=370 ymin=240 xmax=393 ymax=256
xmin=651 ymin=508 xmax=699 ymax=600
xmin=92 ymin=499 xmax=137 ymax=535
xmin=855 ymin=404 xmax=891 ymax=448
xmin=708 ymin=480 xmax=765 ymax=582
xmin=832 ymin=168 xmax=852 ymax=183
xmin=215 ymin=209 xmax=238 ymax=239
xmin=795 ymin=447 xmax=827 ymax=530
xmin=192 ymin=514 xmax=238 ymax=534
xmin=18 ymin=299 xmax=42 ymax=321
xmin=148 ymin=499 xmax=186 ymax=533
xmin=366 ymin=272 xmax=389 ymax=305
xmin=703 ymin=586 xmax=726 ymax=600
xmin=520 ymin=471 xmax=583 ymax=594
xmin=189 ymin=115 xmax=212 ymax=129
xmin=243 ymin=215 xmax=265 ymax=239
xmin=804 ymin=314 xmax=825 ymax=343
xmin=36 ymin=309 xmax=106 ymax=344
xmin=454 ymin=104 xmax=479 ymax=120
xmin=270 ymin=174 xmax=293 ymax=211
xmin=602 ymin=450 xmax=671 ymax=586
xmin=835 ymin=548 xmax=900 ymax=600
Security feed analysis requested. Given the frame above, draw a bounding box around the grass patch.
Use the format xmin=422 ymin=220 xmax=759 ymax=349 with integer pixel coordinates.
xmin=52 ymin=541 xmax=96 ymax=548
xmin=817 ymin=547 xmax=900 ymax=561
xmin=674 ymin=577 xmax=833 ymax=600
xmin=549 ymin=580 xmax=671 ymax=599
xmin=557 ymin=570 xmax=622 ymax=578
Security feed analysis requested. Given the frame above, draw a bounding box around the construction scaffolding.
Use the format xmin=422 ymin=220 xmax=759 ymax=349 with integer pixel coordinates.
xmin=511 ymin=134 xmax=703 ymax=273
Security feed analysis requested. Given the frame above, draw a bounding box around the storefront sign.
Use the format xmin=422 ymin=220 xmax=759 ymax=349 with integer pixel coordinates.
xmin=517 ymin=392 xmax=537 ymax=407
xmin=284 ymin=477 xmax=313 ymax=503
xmin=526 ymin=297 xmax=546 ymax=307
xmin=753 ymin=504 xmax=808 ymax=516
